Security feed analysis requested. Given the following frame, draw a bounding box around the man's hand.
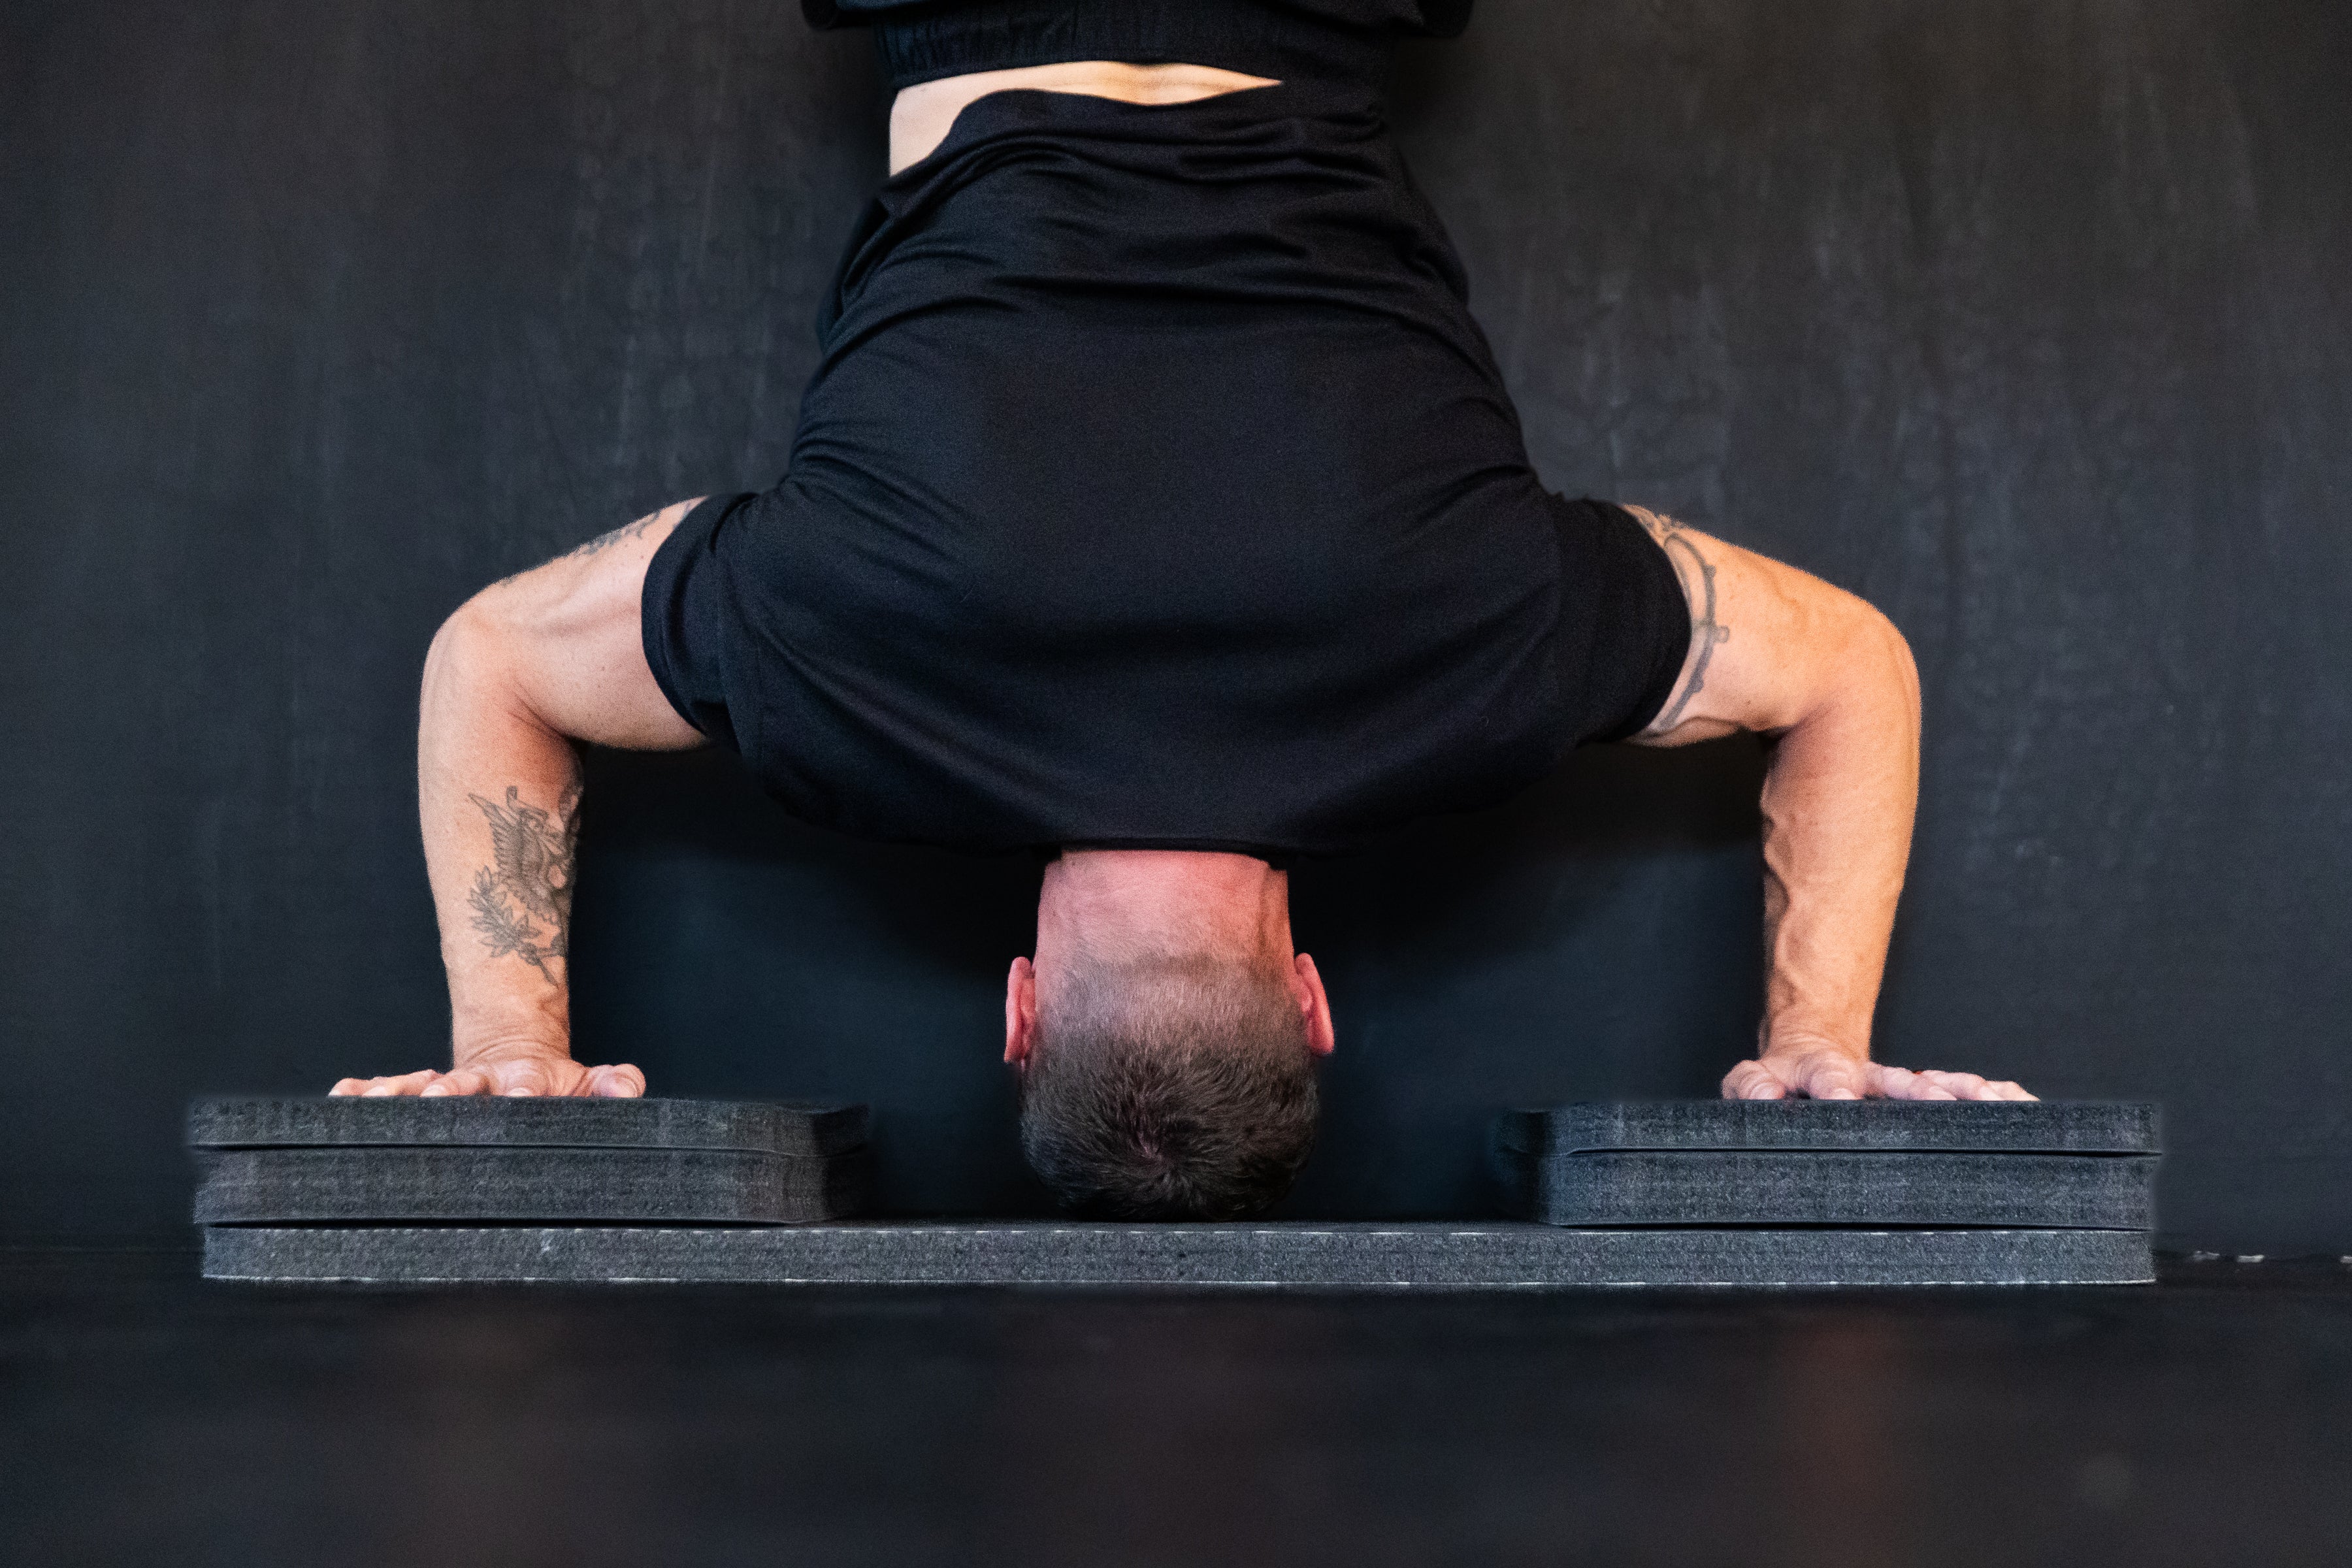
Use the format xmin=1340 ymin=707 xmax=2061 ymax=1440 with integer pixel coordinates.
xmin=1722 ymin=1043 xmax=2034 ymax=1102
xmin=331 ymin=1046 xmax=645 ymax=1098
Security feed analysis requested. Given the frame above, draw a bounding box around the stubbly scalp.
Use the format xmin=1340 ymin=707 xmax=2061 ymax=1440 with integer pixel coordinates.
xmin=1018 ymin=952 xmax=1318 ymax=1219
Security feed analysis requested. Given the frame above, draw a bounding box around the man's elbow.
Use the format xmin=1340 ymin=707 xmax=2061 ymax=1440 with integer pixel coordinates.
xmin=1837 ymin=597 xmax=1920 ymax=731
xmin=422 ymin=596 xmax=533 ymax=727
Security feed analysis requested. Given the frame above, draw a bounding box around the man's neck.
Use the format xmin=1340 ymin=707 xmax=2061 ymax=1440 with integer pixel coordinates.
xmin=1036 ymin=849 xmax=1291 ymax=967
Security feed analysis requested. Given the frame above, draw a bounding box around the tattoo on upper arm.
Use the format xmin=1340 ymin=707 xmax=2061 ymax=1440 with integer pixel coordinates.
xmin=1631 ymin=508 xmax=1734 ymax=731
xmin=465 ymin=783 xmax=580 ymax=985
xmin=560 ymin=512 xmax=662 ymax=563
xmin=491 ymin=512 xmax=666 ymax=589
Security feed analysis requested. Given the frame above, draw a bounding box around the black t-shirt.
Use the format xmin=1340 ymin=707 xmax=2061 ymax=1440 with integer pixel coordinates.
xmin=642 ymin=80 xmax=1690 ymax=858
xmin=804 ymin=0 xmax=1475 ymax=90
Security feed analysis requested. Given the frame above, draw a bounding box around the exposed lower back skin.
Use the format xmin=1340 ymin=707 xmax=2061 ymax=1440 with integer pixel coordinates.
xmin=889 ymin=61 xmax=1281 ymax=174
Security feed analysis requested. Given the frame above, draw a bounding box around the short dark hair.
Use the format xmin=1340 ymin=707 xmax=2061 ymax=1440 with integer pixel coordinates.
xmin=1017 ymin=952 xmax=1319 ymax=1220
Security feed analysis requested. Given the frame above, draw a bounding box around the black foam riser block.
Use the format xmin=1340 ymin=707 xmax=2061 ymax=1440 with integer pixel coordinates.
xmin=1494 ymin=1149 xmax=2157 ymax=1229
xmin=201 ymin=1222 xmax=2156 ymax=1288
xmin=1494 ymin=1100 xmax=2159 ymax=1156
xmin=189 ymin=1096 xmax=869 ymax=1158
xmin=194 ymin=1146 xmax=872 ymax=1225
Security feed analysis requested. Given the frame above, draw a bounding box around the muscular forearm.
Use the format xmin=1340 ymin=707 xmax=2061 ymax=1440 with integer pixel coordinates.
xmin=1625 ymin=506 xmax=2026 ymax=1101
xmin=419 ymin=603 xmax=583 ymax=1061
xmin=1754 ymin=610 xmax=1919 ymax=1058
xmin=334 ymin=502 xmax=699 ymax=1098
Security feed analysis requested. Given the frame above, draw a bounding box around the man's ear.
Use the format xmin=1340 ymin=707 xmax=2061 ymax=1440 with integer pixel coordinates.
xmin=1292 ymin=953 xmax=1336 ymax=1057
xmin=1004 ymin=956 xmax=1038 ymax=1066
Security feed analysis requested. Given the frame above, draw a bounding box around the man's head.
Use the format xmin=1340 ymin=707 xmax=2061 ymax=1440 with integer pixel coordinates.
xmin=1004 ymin=851 xmax=1335 ymax=1219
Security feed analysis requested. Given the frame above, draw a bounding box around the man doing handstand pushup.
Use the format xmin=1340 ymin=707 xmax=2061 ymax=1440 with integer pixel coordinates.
xmin=332 ymin=0 xmax=2033 ymax=1220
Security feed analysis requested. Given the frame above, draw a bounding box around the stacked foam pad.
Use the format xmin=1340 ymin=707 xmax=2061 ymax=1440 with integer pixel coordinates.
xmin=204 ymin=1219 xmax=2156 ymax=1288
xmin=194 ymin=1096 xmax=2159 ymax=1288
xmin=190 ymin=1096 xmax=872 ymax=1226
xmin=1494 ymin=1100 xmax=2159 ymax=1279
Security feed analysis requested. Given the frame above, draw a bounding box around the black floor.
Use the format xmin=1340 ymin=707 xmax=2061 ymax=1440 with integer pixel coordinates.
xmin=3 ymin=1249 xmax=2348 ymax=1567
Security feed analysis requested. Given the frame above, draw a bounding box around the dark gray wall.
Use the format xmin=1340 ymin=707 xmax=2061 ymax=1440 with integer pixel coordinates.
xmin=3 ymin=0 xmax=2346 ymax=1249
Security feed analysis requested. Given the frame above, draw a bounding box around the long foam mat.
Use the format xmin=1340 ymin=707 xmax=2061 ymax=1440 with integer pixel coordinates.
xmin=201 ymin=1222 xmax=2155 ymax=1288
xmin=195 ymin=1146 xmax=872 ymax=1224
xmin=189 ymin=1096 xmax=870 ymax=1158
xmin=1494 ymin=1149 xmax=2157 ymax=1228
xmin=1494 ymin=1101 xmax=2159 ymax=1156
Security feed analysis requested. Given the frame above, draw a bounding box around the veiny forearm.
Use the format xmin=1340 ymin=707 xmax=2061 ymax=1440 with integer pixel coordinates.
xmin=418 ymin=606 xmax=583 ymax=1062
xmin=1755 ymin=613 xmax=1920 ymax=1058
xmin=1625 ymin=508 xmax=2019 ymax=1102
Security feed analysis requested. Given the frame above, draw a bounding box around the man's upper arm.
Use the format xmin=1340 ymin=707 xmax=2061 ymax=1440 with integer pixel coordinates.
xmin=439 ymin=498 xmax=709 ymax=753
xmin=1618 ymin=505 xmax=1912 ymax=748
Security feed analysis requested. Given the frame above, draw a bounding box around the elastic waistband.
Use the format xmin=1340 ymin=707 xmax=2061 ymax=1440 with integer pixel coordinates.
xmin=858 ymin=0 xmax=1394 ymax=91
